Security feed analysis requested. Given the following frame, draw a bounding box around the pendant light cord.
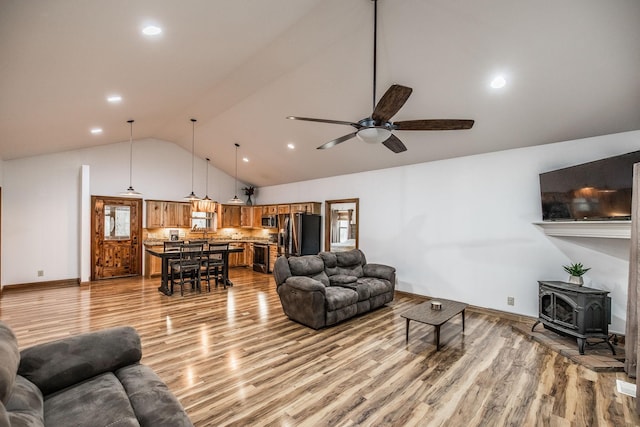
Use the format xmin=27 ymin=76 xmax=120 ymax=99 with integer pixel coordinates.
xmin=128 ymin=119 xmax=134 ymax=188
xmin=234 ymin=143 xmax=239 ymax=196
xmin=191 ymin=118 xmax=196 ymax=193
xmin=372 ymin=0 xmax=377 ymax=111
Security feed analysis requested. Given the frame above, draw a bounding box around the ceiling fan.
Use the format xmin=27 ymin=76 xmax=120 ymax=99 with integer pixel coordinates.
xmin=287 ymin=0 xmax=474 ymax=153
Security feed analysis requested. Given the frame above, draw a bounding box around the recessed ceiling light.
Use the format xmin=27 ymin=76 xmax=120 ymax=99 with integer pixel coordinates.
xmin=287 ymin=143 xmax=295 ymax=149
xmin=90 ymin=128 xmax=103 ymax=135
xmin=142 ymin=25 xmax=162 ymax=36
xmin=490 ymin=75 xmax=506 ymax=89
xmin=107 ymin=95 xmax=122 ymax=103
xmin=242 ymin=157 xmax=249 ymax=163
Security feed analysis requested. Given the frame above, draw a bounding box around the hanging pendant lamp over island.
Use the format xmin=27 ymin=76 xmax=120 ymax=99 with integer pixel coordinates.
xmin=184 ymin=118 xmax=200 ymax=201
xmin=227 ymin=143 xmax=244 ymax=205
xmin=120 ymin=119 xmax=142 ymax=196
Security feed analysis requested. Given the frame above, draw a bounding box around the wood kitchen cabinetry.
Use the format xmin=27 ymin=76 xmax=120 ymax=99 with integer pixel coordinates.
xmin=221 ymin=205 xmax=241 ymax=228
xmin=252 ymin=206 xmax=263 ymax=228
xmin=269 ymin=243 xmax=278 ymax=273
xmin=144 ymin=248 xmax=163 ymax=278
xmin=290 ymin=202 xmax=321 ymax=214
xmin=146 ymin=200 xmax=191 ymax=228
xmin=228 ymin=243 xmax=251 ymax=268
xmin=263 ymin=205 xmax=277 ymax=215
xmin=277 ymin=204 xmax=290 ymax=214
xmin=241 ymin=206 xmax=253 ymax=228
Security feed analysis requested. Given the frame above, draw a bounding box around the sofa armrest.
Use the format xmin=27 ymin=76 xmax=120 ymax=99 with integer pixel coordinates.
xmin=329 ymin=274 xmax=358 ymax=286
xmin=284 ymin=276 xmax=326 ymax=294
xmin=363 ymin=263 xmax=396 ymax=283
xmin=18 ymin=326 xmax=142 ymax=396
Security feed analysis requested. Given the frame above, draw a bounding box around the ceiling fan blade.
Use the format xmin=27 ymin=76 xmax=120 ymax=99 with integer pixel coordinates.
xmin=382 ymin=134 xmax=407 ymax=153
xmin=317 ymin=132 xmax=358 ymax=150
xmin=287 ymin=116 xmax=360 ymax=128
xmin=394 ymin=119 xmax=475 ymax=131
xmin=371 ymin=85 xmax=413 ymax=122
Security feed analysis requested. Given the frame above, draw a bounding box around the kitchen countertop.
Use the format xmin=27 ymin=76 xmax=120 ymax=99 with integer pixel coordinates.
xmin=143 ymin=238 xmax=276 ymax=247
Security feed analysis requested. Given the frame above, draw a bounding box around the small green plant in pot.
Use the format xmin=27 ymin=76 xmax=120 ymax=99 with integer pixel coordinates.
xmin=563 ymin=262 xmax=590 ymax=286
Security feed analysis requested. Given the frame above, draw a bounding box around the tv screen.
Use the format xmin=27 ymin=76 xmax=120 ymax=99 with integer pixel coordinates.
xmin=539 ymin=150 xmax=640 ymax=221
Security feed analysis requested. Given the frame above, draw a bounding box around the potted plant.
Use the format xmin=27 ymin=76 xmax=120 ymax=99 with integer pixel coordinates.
xmin=563 ymin=262 xmax=590 ymax=286
xmin=242 ymin=186 xmax=255 ymax=205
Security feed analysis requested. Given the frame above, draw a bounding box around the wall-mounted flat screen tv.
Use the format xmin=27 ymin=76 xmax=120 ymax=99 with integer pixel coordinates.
xmin=540 ymin=150 xmax=640 ymax=221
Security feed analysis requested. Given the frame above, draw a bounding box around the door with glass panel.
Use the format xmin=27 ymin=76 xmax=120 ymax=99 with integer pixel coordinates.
xmin=91 ymin=196 xmax=142 ymax=280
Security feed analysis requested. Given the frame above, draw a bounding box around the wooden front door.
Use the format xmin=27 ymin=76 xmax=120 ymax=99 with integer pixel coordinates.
xmin=91 ymin=196 xmax=143 ymax=280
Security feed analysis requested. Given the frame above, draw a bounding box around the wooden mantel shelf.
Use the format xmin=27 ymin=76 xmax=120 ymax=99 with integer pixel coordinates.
xmin=533 ymin=221 xmax=632 ymax=239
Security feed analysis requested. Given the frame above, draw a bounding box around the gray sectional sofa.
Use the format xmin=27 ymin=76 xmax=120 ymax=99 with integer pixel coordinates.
xmin=273 ymin=249 xmax=396 ymax=329
xmin=0 ymin=320 xmax=193 ymax=427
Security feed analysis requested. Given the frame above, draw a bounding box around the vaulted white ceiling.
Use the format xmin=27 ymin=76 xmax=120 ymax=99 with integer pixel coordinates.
xmin=1 ymin=0 xmax=639 ymax=187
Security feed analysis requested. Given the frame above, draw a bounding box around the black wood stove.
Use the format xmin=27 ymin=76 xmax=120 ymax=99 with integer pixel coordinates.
xmin=532 ymin=280 xmax=614 ymax=355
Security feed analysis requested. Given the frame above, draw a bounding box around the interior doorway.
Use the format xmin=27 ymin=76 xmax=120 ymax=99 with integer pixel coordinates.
xmin=324 ymin=198 xmax=359 ymax=252
xmin=91 ymin=196 xmax=142 ymax=280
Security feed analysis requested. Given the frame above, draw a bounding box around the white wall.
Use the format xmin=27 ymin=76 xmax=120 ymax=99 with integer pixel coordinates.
xmin=1 ymin=138 xmax=243 ymax=287
xmin=258 ymin=130 xmax=640 ymax=334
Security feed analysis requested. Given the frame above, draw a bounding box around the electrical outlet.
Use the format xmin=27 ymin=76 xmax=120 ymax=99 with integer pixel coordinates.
xmin=37 ymin=270 xmax=44 ymax=277
xmin=507 ymin=296 xmax=515 ymax=306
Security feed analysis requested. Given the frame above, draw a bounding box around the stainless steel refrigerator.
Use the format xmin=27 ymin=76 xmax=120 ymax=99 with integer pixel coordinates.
xmin=278 ymin=213 xmax=321 ymax=257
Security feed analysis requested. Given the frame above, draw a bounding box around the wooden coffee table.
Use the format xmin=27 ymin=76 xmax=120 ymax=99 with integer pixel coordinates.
xmin=401 ymin=299 xmax=468 ymax=350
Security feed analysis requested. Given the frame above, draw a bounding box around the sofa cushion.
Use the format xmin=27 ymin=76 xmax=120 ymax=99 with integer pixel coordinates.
xmin=19 ymin=326 xmax=142 ymax=396
xmin=322 ymin=250 xmax=364 ymax=278
xmin=5 ymin=375 xmax=44 ymax=427
xmin=324 ymin=286 xmax=358 ymax=311
xmin=288 ymin=256 xmax=329 ymax=287
xmin=0 ymin=321 xmax=20 ymax=405
xmin=116 ymin=364 xmax=193 ymax=427
xmin=44 ymin=372 xmax=139 ymax=427
xmin=357 ymin=277 xmax=393 ymax=297
xmin=329 ymin=274 xmax=358 ymax=286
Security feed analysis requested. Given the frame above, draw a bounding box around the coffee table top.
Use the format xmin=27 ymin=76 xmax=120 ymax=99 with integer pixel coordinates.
xmin=401 ymin=299 xmax=468 ymax=326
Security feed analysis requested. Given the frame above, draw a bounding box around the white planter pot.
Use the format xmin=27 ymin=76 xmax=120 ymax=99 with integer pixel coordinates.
xmin=567 ymin=275 xmax=584 ymax=286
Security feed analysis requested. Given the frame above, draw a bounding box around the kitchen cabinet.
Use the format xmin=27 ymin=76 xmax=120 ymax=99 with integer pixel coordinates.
xmin=228 ymin=243 xmax=251 ymax=268
xmin=144 ymin=248 xmax=163 ymax=278
xmin=252 ymin=206 xmax=263 ymax=228
xmin=241 ymin=206 xmax=253 ymax=228
xmin=146 ymin=200 xmax=191 ymax=228
xmin=263 ymin=205 xmax=277 ymax=215
xmin=277 ymin=204 xmax=290 ymax=214
xmin=221 ymin=205 xmax=241 ymax=228
xmin=290 ymin=202 xmax=321 ymax=214
xmin=269 ymin=244 xmax=278 ymax=273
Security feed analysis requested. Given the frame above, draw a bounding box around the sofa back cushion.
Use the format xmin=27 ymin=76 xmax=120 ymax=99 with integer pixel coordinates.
xmin=0 ymin=321 xmax=20 ymax=405
xmin=320 ymin=250 xmax=365 ymax=278
xmin=288 ymin=255 xmax=329 ymax=287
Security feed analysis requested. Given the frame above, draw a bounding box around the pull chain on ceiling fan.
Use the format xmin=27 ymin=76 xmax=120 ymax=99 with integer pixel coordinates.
xmin=287 ymin=0 xmax=474 ymax=153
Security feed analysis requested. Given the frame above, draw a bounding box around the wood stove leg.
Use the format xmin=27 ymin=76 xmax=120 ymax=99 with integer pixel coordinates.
xmin=531 ymin=320 xmax=541 ymax=332
xmin=607 ymin=339 xmax=616 ymax=355
xmin=577 ymin=337 xmax=586 ymax=355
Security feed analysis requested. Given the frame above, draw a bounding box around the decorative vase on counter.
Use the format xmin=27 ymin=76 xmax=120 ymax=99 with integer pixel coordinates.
xmin=246 ymin=195 xmax=253 ymax=205
xmin=568 ymin=275 xmax=584 ymax=286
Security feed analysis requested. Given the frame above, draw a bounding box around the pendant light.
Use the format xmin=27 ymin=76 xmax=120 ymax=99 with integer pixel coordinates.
xmin=227 ymin=143 xmax=244 ymax=204
xmin=192 ymin=157 xmax=217 ymax=213
xmin=202 ymin=157 xmax=212 ymax=202
xmin=184 ymin=118 xmax=200 ymax=201
xmin=120 ymin=119 xmax=142 ymax=196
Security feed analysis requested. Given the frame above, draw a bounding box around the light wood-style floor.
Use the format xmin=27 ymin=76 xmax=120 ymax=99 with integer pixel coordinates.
xmin=1 ymin=269 xmax=638 ymax=426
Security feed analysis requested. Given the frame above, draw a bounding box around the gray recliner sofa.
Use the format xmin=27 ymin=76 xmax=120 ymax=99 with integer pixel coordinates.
xmin=273 ymin=249 xmax=396 ymax=329
xmin=0 ymin=320 xmax=193 ymax=427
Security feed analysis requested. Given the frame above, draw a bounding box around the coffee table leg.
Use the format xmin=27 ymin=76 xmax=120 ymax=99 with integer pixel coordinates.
xmin=435 ymin=325 xmax=441 ymax=351
xmin=462 ymin=309 xmax=465 ymax=332
xmin=405 ymin=318 xmax=410 ymax=342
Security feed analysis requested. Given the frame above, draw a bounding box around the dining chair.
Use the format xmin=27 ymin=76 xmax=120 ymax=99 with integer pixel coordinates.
xmin=169 ymin=243 xmax=204 ymax=296
xmin=201 ymin=242 xmax=229 ymax=290
xmin=164 ymin=241 xmax=184 ymax=284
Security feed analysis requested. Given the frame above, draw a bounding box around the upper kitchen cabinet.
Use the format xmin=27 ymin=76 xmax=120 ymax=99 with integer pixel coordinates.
xmin=252 ymin=206 xmax=263 ymax=228
xmin=277 ymin=204 xmax=290 ymax=214
xmin=263 ymin=205 xmax=277 ymax=215
xmin=290 ymin=202 xmax=321 ymax=214
xmin=146 ymin=200 xmax=191 ymax=228
xmin=241 ymin=206 xmax=253 ymax=228
xmin=221 ymin=204 xmax=241 ymax=228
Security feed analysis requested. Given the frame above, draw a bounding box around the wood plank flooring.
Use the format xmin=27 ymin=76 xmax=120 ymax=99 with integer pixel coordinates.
xmin=1 ymin=269 xmax=639 ymax=426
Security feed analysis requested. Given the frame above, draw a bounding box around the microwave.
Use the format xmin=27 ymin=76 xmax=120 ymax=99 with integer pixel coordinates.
xmin=261 ymin=215 xmax=278 ymax=228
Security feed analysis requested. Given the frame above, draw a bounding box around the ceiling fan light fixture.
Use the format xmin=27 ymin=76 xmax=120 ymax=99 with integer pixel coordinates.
xmin=356 ymin=127 xmax=392 ymax=144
